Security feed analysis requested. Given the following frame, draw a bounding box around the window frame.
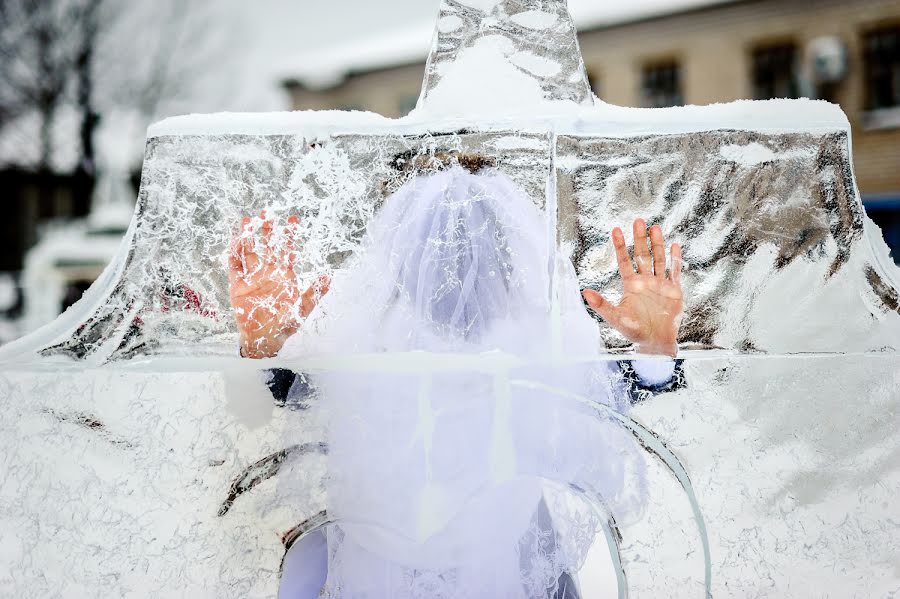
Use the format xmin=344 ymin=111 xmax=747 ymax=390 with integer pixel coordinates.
xmin=749 ymin=40 xmax=800 ymax=100
xmin=639 ymin=59 xmax=684 ymax=109
xmin=862 ymin=23 xmax=900 ymax=112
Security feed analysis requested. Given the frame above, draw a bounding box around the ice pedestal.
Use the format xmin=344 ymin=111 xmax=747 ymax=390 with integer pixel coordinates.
xmin=1 ymin=0 xmax=899 ymax=597
xmin=0 ymin=365 xmax=323 ymax=597
xmin=2 ymin=355 xmax=898 ymax=597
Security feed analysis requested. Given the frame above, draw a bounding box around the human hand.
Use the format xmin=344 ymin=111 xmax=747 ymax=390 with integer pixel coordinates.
xmin=228 ymin=211 xmax=330 ymax=359
xmin=582 ymin=219 xmax=683 ymax=357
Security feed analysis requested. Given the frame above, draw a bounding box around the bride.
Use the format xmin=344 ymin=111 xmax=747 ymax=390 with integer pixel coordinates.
xmin=228 ymin=161 xmax=684 ymax=598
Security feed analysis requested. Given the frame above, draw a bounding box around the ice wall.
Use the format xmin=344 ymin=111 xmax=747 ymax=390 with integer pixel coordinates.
xmin=2 ymin=111 xmax=895 ymax=362
xmin=1 ymin=0 xmax=899 ymax=597
xmin=559 ymin=126 xmax=900 ymax=353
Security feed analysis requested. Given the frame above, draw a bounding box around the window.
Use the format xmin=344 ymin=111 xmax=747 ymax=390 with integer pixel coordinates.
xmin=863 ymin=25 xmax=900 ymax=110
xmin=864 ymin=197 xmax=900 ymax=264
xmin=61 ymin=280 xmax=93 ymax=313
xmin=641 ymin=62 xmax=682 ymax=108
xmin=751 ymin=43 xmax=799 ymax=99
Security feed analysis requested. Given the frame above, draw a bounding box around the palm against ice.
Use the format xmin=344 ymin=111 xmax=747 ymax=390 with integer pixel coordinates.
xmin=228 ymin=212 xmax=329 ymax=358
xmin=582 ymin=218 xmax=683 ymax=357
xmin=228 ymin=214 xmax=683 ymax=357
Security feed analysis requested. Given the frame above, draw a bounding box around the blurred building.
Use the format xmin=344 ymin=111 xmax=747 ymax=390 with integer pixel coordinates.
xmin=283 ymin=0 xmax=900 ymax=263
xmin=20 ymin=171 xmax=133 ymax=334
xmin=0 ymin=169 xmax=95 ymax=340
xmin=0 ymin=170 xmax=133 ymax=343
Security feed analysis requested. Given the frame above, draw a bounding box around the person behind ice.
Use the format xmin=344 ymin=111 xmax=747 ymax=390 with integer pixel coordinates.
xmin=228 ymin=159 xmax=684 ymax=598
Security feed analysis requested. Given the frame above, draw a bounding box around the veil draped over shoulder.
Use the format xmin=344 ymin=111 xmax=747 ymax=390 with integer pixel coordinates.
xmin=281 ymin=166 xmax=647 ymax=598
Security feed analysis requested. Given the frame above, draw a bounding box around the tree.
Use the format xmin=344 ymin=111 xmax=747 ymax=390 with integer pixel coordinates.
xmin=0 ymin=0 xmax=89 ymax=169
xmin=0 ymin=0 xmax=219 ymax=174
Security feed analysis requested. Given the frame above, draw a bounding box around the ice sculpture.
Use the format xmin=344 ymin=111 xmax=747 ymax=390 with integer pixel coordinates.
xmin=1 ymin=0 xmax=899 ymax=597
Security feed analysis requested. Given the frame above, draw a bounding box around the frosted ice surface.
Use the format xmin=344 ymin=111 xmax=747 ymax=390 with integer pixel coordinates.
xmin=417 ymin=0 xmax=593 ymax=116
xmin=1 ymin=0 xmax=899 ymax=597
xmin=558 ymin=130 xmax=900 ymax=352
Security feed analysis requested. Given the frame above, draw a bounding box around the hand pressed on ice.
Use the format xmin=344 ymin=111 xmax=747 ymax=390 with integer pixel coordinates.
xmin=227 ymin=211 xmax=330 ymax=359
xmin=582 ymin=219 xmax=683 ymax=357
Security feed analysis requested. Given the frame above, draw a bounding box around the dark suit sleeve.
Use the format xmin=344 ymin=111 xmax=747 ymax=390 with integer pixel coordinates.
xmin=263 ymin=369 xmax=316 ymax=409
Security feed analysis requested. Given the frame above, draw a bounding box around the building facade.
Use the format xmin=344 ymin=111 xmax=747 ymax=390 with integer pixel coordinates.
xmin=283 ymin=0 xmax=900 ymax=261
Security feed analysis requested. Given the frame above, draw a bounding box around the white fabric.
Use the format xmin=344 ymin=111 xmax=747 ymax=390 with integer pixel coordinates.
xmin=631 ymin=359 xmax=677 ymax=386
xmin=279 ymin=167 xmax=669 ymax=598
xmin=279 ymin=530 xmax=328 ymax=599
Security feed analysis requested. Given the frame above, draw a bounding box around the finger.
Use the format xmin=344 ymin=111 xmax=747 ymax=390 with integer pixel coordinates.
xmin=611 ymin=227 xmax=634 ymax=279
xmin=228 ymin=240 xmax=244 ymax=280
xmin=228 ymin=217 xmax=250 ymax=274
xmin=650 ymin=224 xmax=665 ymax=278
xmin=632 ymin=218 xmax=651 ymax=275
xmin=260 ymin=213 xmax=273 ymax=253
xmin=300 ymin=275 xmax=330 ymax=318
xmin=314 ymin=274 xmax=331 ymax=296
xmin=286 ymin=214 xmax=300 ymax=238
xmin=283 ymin=215 xmax=300 ymax=268
xmin=239 ymin=217 xmax=261 ymax=273
xmin=582 ymin=289 xmax=619 ymax=326
xmin=670 ymin=242 xmax=683 ymax=284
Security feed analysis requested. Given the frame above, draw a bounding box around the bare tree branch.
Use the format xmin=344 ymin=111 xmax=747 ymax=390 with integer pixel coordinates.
xmin=0 ymin=0 xmax=222 ymax=172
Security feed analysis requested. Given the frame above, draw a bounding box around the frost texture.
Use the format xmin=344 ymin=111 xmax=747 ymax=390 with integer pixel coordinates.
xmin=13 ymin=128 xmax=898 ymax=361
xmin=29 ymin=131 xmax=551 ymax=362
xmin=418 ymin=0 xmax=594 ymax=114
xmin=1 ymin=0 xmax=900 ymax=597
xmin=558 ymin=130 xmax=900 ymax=352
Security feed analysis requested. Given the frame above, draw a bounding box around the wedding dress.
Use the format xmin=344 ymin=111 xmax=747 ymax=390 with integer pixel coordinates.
xmin=277 ymin=165 xmax=675 ymax=598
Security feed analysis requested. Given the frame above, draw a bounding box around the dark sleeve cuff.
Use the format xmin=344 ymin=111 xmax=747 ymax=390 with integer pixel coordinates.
xmin=263 ymin=368 xmax=299 ymax=406
xmin=617 ymin=359 xmax=687 ymax=405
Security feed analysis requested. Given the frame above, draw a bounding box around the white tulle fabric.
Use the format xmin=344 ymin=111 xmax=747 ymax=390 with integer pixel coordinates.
xmin=281 ymin=167 xmax=647 ymax=598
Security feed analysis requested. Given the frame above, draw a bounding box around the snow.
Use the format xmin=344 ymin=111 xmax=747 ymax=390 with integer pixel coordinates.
xmin=424 ymin=36 xmax=555 ymax=116
xmin=509 ymin=51 xmax=562 ymax=77
xmin=1 ymin=353 xmax=898 ymax=597
xmin=437 ymin=14 xmax=464 ymax=33
xmin=718 ymin=142 xmax=819 ymax=166
xmin=510 ymin=10 xmax=560 ymax=29
xmin=148 ymin=109 xmax=392 ymax=138
xmin=148 ymin=98 xmax=849 ymax=138
xmin=20 ymin=224 xmax=126 ymax=332
xmin=455 ymin=0 xmax=503 ymax=10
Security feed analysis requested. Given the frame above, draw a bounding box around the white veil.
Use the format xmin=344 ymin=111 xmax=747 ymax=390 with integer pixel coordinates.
xmin=282 ymin=166 xmax=646 ymax=598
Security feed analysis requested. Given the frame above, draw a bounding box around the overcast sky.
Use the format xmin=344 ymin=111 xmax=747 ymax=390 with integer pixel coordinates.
xmin=219 ymin=0 xmax=439 ymax=111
